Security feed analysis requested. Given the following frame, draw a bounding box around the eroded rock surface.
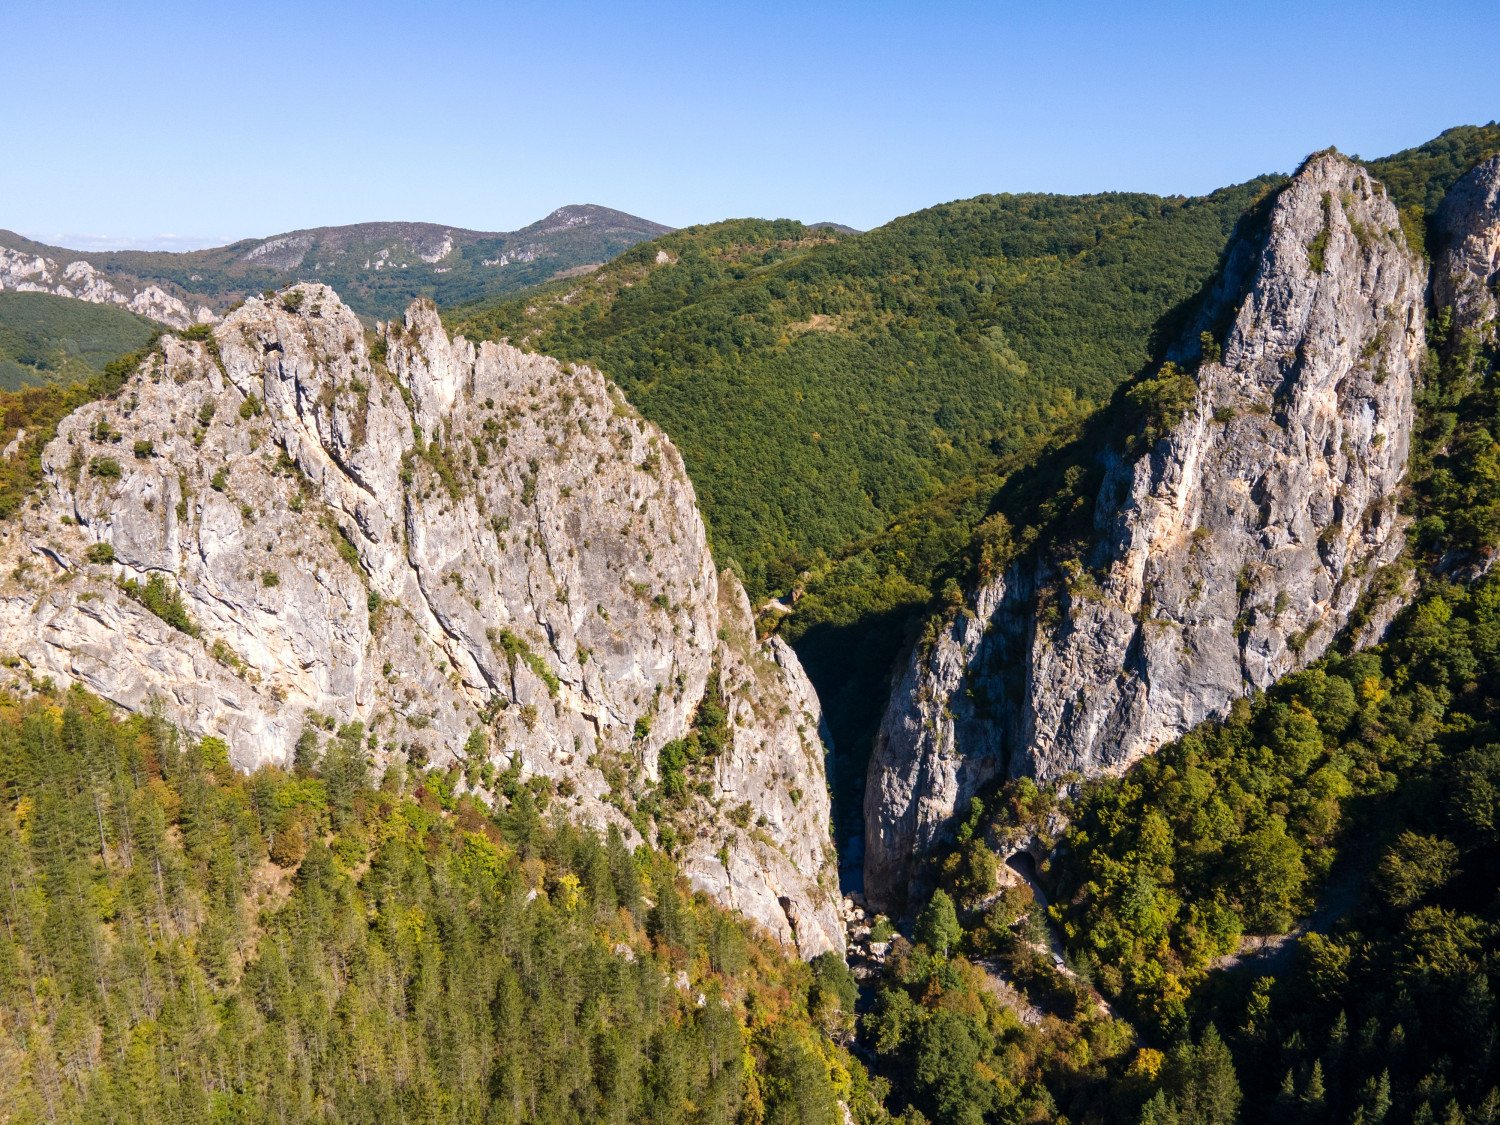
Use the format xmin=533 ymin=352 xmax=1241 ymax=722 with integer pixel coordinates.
xmin=0 ymin=285 xmax=841 ymax=955
xmin=865 ymin=153 xmax=1428 ymax=908
xmin=1435 ymin=154 xmax=1500 ymax=344
xmin=0 ymin=248 xmax=212 ymax=328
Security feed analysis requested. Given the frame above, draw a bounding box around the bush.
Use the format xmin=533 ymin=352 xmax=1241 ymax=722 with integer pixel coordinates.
xmin=1306 ymin=228 xmax=1331 ymax=273
xmin=657 ymin=738 xmax=687 ymax=798
xmin=942 ymin=838 xmax=1000 ymax=909
xmin=119 ymin=573 xmax=199 ymax=636
xmin=809 ymin=951 xmax=858 ymax=1039
xmin=493 ymin=628 xmax=559 ymax=696
xmin=1125 ymin=361 xmax=1197 ymax=448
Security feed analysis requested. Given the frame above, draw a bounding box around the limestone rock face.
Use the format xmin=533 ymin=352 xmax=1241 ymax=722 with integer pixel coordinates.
xmin=1435 ymin=155 xmax=1500 ymax=344
xmin=0 ymin=285 xmax=840 ymax=956
xmin=0 ymin=248 xmax=211 ymax=328
xmin=865 ymin=153 xmax=1427 ymax=909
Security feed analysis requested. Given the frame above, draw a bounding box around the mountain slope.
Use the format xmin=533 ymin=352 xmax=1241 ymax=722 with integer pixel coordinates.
xmin=1042 ymin=155 xmax=1500 ymax=1121
xmin=0 ymin=205 xmax=669 ymax=324
xmin=0 ymin=292 xmax=159 ymax=390
xmin=1363 ymin=121 xmax=1500 ymax=215
xmin=0 ymin=284 xmax=841 ymax=956
xmin=845 ymin=148 xmax=1500 ymax=1125
xmin=453 ymin=183 xmax=1279 ymax=594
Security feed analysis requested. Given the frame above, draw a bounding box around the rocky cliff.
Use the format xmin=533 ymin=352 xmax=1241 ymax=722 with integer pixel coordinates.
xmin=0 ymin=246 xmax=212 ymax=329
xmin=865 ymin=152 xmax=1428 ymax=908
xmin=0 ymin=284 xmax=841 ymax=956
xmin=1435 ymin=155 xmax=1500 ymax=344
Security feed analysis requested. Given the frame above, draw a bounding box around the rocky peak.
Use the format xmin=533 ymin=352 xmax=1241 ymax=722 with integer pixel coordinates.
xmin=1435 ymin=154 xmax=1500 ymax=343
xmin=387 ymin=299 xmax=473 ymax=431
xmin=863 ymin=153 xmax=1427 ymax=909
xmin=0 ymin=283 xmax=841 ymax=956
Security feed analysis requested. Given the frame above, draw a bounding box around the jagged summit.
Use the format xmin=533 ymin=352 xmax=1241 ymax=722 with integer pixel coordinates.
xmin=1435 ymin=154 xmax=1500 ymax=344
xmin=863 ymin=151 xmax=1429 ymax=908
xmin=0 ymin=282 xmax=839 ymax=956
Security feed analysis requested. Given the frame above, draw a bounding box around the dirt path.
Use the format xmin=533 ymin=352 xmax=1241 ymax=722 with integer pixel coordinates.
xmin=998 ymin=852 xmax=1116 ymax=1019
xmin=974 ymin=957 xmax=1046 ymax=1025
xmin=1209 ymin=864 xmax=1365 ymax=975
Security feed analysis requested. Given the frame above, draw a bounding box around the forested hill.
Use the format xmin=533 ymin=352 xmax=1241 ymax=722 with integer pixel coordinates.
xmin=0 ymin=293 xmax=159 ymax=391
xmin=0 ymin=205 xmax=669 ymax=322
xmin=451 ymin=125 xmax=1500 ymax=603
xmin=0 ymin=690 xmax=882 ymax=1123
xmin=451 ymin=182 xmax=1278 ymax=594
xmin=1364 ymin=122 xmax=1500 ymax=213
xmin=769 ymin=123 xmax=1500 ymax=824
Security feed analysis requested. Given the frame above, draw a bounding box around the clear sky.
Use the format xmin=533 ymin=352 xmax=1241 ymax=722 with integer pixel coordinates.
xmin=4 ymin=0 xmax=1496 ymax=249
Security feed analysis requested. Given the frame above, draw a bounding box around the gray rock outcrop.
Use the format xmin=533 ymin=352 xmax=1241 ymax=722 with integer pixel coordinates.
xmin=865 ymin=152 xmax=1427 ymax=909
xmin=1435 ymin=154 xmax=1500 ymax=343
xmin=0 ymin=285 xmax=841 ymax=956
xmin=0 ymin=248 xmax=212 ymax=328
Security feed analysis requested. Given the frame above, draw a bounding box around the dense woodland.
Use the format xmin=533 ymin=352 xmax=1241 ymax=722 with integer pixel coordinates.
xmin=0 ymin=293 xmax=158 ymax=392
xmin=452 ymin=184 xmax=1274 ymax=595
xmin=0 ymin=692 xmax=889 ymax=1123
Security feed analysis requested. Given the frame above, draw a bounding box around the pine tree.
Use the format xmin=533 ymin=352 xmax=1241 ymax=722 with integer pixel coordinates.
xmin=1139 ymin=1089 xmax=1181 ymax=1124
xmin=1168 ymin=1024 xmax=1241 ymax=1125
xmin=1358 ymin=1069 xmax=1392 ymax=1123
xmin=914 ymin=888 xmax=962 ymax=956
xmin=1302 ymin=1059 xmax=1326 ymax=1118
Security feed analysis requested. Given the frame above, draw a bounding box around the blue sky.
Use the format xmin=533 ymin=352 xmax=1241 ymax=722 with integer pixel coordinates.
xmin=4 ymin=0 xmax=1496 ymax=248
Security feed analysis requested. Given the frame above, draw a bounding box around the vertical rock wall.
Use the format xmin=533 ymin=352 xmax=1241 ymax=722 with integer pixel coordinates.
xmin=0 ymin=286 xmax=842 ymax=955
xmin=865 ymin=153 xmax=1428 ymax=909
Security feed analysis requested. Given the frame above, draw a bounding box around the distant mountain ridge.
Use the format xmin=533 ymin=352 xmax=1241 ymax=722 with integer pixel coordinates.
xmin=0 ymin=204 xmax=671 ymax=322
